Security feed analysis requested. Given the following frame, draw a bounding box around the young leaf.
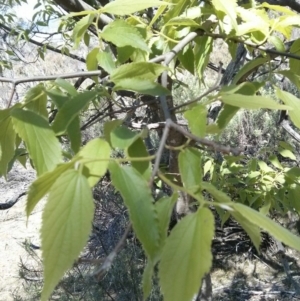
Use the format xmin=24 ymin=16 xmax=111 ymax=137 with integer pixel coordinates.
xmin=184 ymin=104 xmax=207 ymax=138
xmin=221 ymin=94 xmax=291 ymax=110
xmin=113 ymin=78 xmax=170 ymax=96
xmin=0 ymin=111 xmax=16 ymax=177
xmin=212 ymin=0 xmax=238 ymax=32
xmin=179 ymin=148 xmax=202 ymax=192
xmin=72 ymin=13 xmax=95 ymax=48
xmin=11 ymin=109 xmax=62 ymax=176
xmin=155 ymin=194 xmax=177 ymax=252
xmin=55 ymin=78 xmax=78 ymax=97
xmin=97 ymin=50 xmax=116 ymax=74
xmin=110 ymin=126 xmax=139 ymax=149
xmin=67 ymin=116 xmax=81 ymax=154
xmin=275 ymin=88 xmax=300 ymax=129
xmin=201 ymin=182 xmax=232 ymax=203
xmin=26 ymin=162 xmax=74 ymax=217
xmin=52 ymin=91 xmax=97 ymax=135
xmin=159 ymin=207 xmax=214 ymax=301
xmin=216 ymin=104 xmax=239 ymax=130
xmin=231 ymin=211 xmax=261 ymax=252
xmin=103 ymin=119 xmax=123 ymax=146
xmin=102 ymin=0 xmax=169 ymax=16
xmin=78 ymin=138 xmax=111 ymax=187
xmin=233 ymin=203 xmax=300 ymax=252
xmin=24 ymin=83 xmax=48 ymax=117
xmin=289 ymin=39 xmax=300 ymax=76
xmin=41 ymin=169 xmax=94 ymax=301
xmin=232 ymin=57 xmax=268 ymax=84
xmin=101 ymin=20 xmax=150 ymax=52
xmin=142 ymin=260 xmax=155 ymax=301
xmin=126 ymin=138 xmax=151 ymax=180
xmin=110 ymin=62 xmax=167 ymax=82
xmin=86 ymin=47 xmax=100 ymax=83
xmin=109 ymin=162 xmax=160 ymax=260
xmin=194 ymin=36 xmax=213 ymax=79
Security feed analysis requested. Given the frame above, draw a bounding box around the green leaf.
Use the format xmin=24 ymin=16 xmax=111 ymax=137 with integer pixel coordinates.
xmin=86 ymin=48 xmax=100 ymax=83
xmin=279 ymin=149 xmax=296 ymax=161
xmin=55 ymin=78 xmax=78 ymax=97
xmin=11 ymin=109 xmax=62 ymax=176
xmin=231 ymin=211 xmax=261 ymax=252
xmin=165 ymin=17 xmax=201 ymax=27
xmin=102 ymin=0 xmax=169 ymax=16
xmin=212 ymin=0 xmax=238 ymax=32
xmin=232 ymin=57 xmax=268 ymax=84
xmin=126 ymin=138 xmax=151 ymax=180
xmin=289 ymin=39 xmax=300 ymax=76
xmin=78 ymin=138 xmax=111 ymax=187
xmin=97 ymin=50 xmax=116 ymax=74
xmin=233 ymin=203 xmax=300 ymax=252
xmin=7 ymin=148 xmax=27 ymax=173
xmin=178 ymin=45 xmax=194 ymax=74
xmin=0 ymin=110 xmax=16 ymax=177
xmin=268 ymin=36 xmax=285 ymax=52
xmin=288 ymin=185 xmax=300 ymax=213
xmin=26 ymin=162 xmax=74 ymax=217
xmin=103 ymin=120 xmax=123 ymax=146
xmin=46 ymin=88 xmax=69 ymax=108
xmin=113 ymin=78 xmax=170 ymax=96
xmin=194 ymin=36 xmax=213 ymax=79
xmin=24 ymin=84 xmax=48 ymax=117
xmin=159 ymin=208 xmax=214 ymax=301
xmin=111 ymin=126 xmax=139 ymax=149
xmin=142 ymin=260 xmax=154 ymax=300
xmin=155 ymin=194 xmax=177 ymax=251
xmin=72 ymin=13 xmax=95 ymax=48
xmin=221 ymin=94 xmax=291 ymax=110
xmin=111 ymin=62 xmax=167 ymax=82
xmin=201 ymin=182 xmax=231 ymax=203
xmin=275 ymin=87 xmax=300 ymax=129
xmin=41 ymin=169 xmax=94 ymax=301
xmin=269 ymin=155 xmax=283 ymax=170
xmin=216 ymin=104 xmax=239 ymax=130
xmin=52 ymin=91 xmax=97 ymax=135
xmin=179 ymin=148 xmax=202 ymax=192
xmin=184 ymin=104 xmax=207 ymax=138
xmin=101 ymin=20 xmax=150 ymax=52
xmin=109 ymin=162 xmax=160 ymax=260
xmin=67 ymin=116 xmax=81 ymax=154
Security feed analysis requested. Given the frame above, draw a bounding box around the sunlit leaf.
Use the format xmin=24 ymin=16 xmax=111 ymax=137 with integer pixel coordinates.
xmin=114 ymin=78 xmax=170 ymax=96
xmin=101 ymin=20 xmax=150 ymax=52
xmin=126 ymin=138 xmax=151 ymax=180
xmin=275 ymin=87 xmax=300 ymax=129
xmin=233 ymin=203 xmax=300 ymax=252
xmin=78 ymin=138 xmax=111 ymax=187
xmin=111 ymin=62 xmax=167 ymax=82
xmin=26 ymin=162 xmax=74 ymax=217
xmin=109 ymin=162 xmax=160 ymax=260
xmin=52 ymin=91 xmax=97 ymax=135
xmin=184 ymin=104 xmax=207 ymax=138
xmin=11 ymin=109 xmax=62 ymax=176
xmin=102 ymin=0 xmax=170 ymax=16
xmin=159 ymin=208 xmax=214 ymax=301
xmin=179 ymin=148 xmax=202 ymax=192
xmin=41 ymin=170 xmax=94 ymax=301
xmin=0 ymin=110 xmax=15 ymax=177
xmin=221 ymin=94 xmax=291 ymax=110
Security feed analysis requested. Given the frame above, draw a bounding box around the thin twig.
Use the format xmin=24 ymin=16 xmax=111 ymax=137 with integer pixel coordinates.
xmin=149 ymin=120 xmax=171 ymax=187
